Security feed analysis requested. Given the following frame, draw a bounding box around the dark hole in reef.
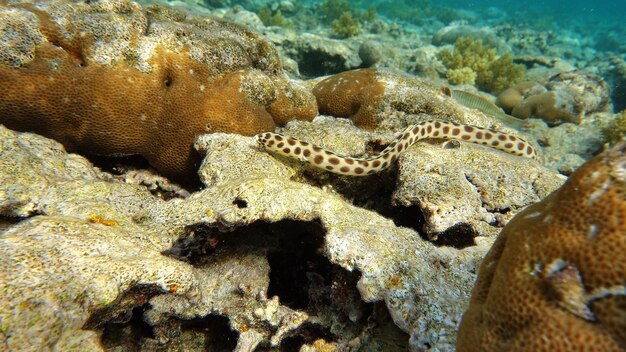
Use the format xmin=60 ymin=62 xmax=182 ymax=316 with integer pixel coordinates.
xmin=367 ymin=303 xmax=411 ymax=351
xmin=431 ymin=223 xmax=477 ymax=249
xmin=100 ymin=304 xmax=155 ymax=351
xmin=493 ymin=206 xmax=511 ymax=215
xmin=178 ymin=315 xmax=238 ymax=351
xmin=164 ymin=220 xmax=412 ymax=349
xmin=166 ymin=220 xmax=329 ymax=309
xmin=233 ymin=197 xmax=248 ymax=208
xmin=388 ymin=204 xmax=427 ymax=236
xmin=0 ymin=215 xmax=39 ymax=230
xmin=389 ymin=205 xmax=476 ymax=249
xmin=277 ymin=323 xmax=337 ymax=352
xmin=265 ymin=221 xmax=337 ymax=310
xmin=87 ymin=154 xmax=202 ymax=196
xmin=85 ymin=285 xmax=163 ymax=331
xmin=296 ymin=49 xmax=349 ymax=77
xmin=316 ymin=167 xmax=397 ymax=217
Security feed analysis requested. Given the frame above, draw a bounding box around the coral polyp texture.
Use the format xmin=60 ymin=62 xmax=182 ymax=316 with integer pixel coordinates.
xmin=457 ymin=142 xmax=626 ymax=351
xmin=312 ymin=68 xmax=385 ymax=130
xmin=0 ymin=0 xmax=317 ymax=182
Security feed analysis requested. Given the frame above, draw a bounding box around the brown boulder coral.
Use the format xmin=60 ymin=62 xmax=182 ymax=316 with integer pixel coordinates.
xmin=312 ymin=68 xmax=482 ymax=130
xmin=312 ymin=68 xmax=385 ymax=130
xmin=0 ymin=0 xmax=317 ymax=183
xmin=497 ymin=71 xmax=611 ymax=125
xmin=457 ymin=142 xmax=626 ymax=351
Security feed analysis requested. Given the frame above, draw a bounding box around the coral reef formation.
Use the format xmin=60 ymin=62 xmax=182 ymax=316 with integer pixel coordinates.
xmin=437 ymin=37 xmax=526 ymax=93
xmin=257 ymin=5 xmax=292 ymax=27
xmin=358 ymin=40 xmax=383 ymax=67
xmin=284 ymin=33 xmax=360 ymax=76
xmin=498 ymin=71 xmax=612 ymax=125
xmin=312 ymin=68 xmax=536 ymax=134
xmin=0 ymin=0 xmax=317 ymax=183
xmin=0 ymin=125 xmax=481 ymax=351
xmin=0 ymin=111 xmax=565 ymax=350
xmin=457 ymin=141 xmax=626 ymax=351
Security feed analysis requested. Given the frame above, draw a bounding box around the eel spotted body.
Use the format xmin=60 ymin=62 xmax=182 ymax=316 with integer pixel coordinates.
xmin=255 ymin=120 xmax=538 ymax=176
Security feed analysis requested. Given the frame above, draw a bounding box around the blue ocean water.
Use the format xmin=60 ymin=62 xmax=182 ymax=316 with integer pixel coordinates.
xmin=353 ymin=0 xmax=626 ymax=31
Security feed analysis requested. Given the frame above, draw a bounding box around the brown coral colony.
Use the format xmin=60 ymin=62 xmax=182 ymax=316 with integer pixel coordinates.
xmin=0 ymin=1 xmax=317 ymax=184
xmin=457 ymin=142 xmax=626 ymax=352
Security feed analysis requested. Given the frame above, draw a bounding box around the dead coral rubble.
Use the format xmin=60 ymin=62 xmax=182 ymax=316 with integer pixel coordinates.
xmin=0 ymin=0 xmax=317 ymax=183
xmin=457 ymin=141 xmax=626 ymax=352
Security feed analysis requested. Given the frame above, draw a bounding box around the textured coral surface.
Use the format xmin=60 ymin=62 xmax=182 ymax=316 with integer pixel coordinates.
xmin=457 ymin=142 xmax=626 ymax=351
xmin=0 ymin=0 xmax=317 ymax=182
xmin=312 ymin=68 xmax=528 ymax=132
xmin=312 ymin=68 xmax=385 ymax=130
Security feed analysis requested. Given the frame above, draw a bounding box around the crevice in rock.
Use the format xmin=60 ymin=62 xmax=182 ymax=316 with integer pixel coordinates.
xmin=165 ymin=219 xmax=407 ymax=348
xmin=85 ymin=285 xmax=163 ymax=331
xmin=93 ymin=282 xmax=238 ymax=351
xmin=100 ymin=308 xmax=238 ymax=352
xmin=388 ymin=205 xmax=477 ymax=248
xmin=100 ymin=304 xmax=155 ymax=351
xmin=178 ymin=315 xmax=238 ymax=351
xmin=431 ymin=223 xmax=477 ymax=249
xmin=265 ymin=221 xmax=329 ymax=309
xmin=0 ymin=216 xmax=30 ymax=232
xmin=275 ymin=323 xmax=336 ymax=352
xmin=292 ymin=49 xmax=347 ymax=77
xmin=88 ymin=154 xmax=202 ymax=195
xmin=387 ymin=204 xmax=427 ymax=237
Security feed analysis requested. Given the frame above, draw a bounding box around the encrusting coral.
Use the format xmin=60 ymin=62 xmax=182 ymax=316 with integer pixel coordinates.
xmin=0 ymin=0 xmax=317 ymax=183
xmin=457 ymin=141 xmax=626 ymax=351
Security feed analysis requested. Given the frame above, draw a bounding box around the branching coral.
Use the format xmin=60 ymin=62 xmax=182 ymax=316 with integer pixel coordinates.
xmin=437 ymin=37 xmax=526 ymax=94
xmin=331 ymin=11 xmax=361 ymax=38
xmin=457 ymin=141 xmax=626 ymax=351
xmin=257 ymin=6 xmax=292 ymax=27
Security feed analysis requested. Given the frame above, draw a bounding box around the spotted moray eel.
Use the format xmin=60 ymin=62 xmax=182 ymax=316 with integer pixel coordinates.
xmin=255 ymin=120 xmax=537 ymax=176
